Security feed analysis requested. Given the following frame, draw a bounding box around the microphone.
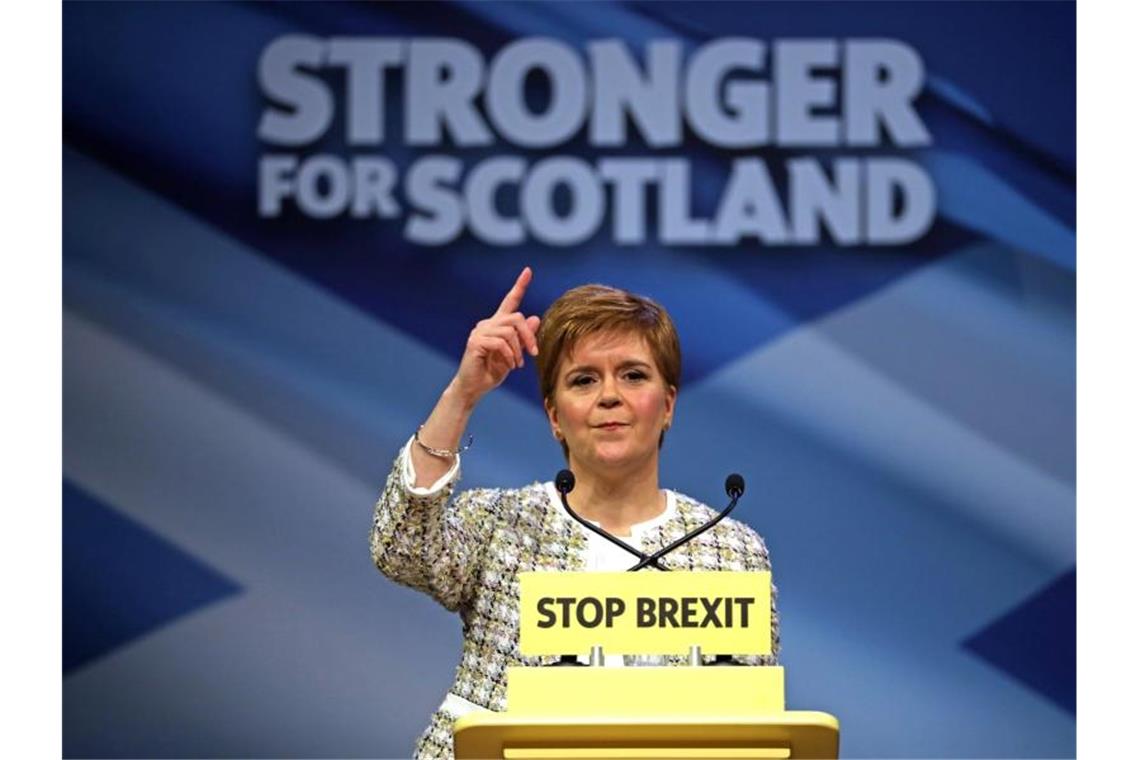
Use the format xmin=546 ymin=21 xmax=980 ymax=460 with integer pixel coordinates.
xmin=552 ymin=470 xmax=750 ymax=572
xmin=546 ymin=468 xmax=592 ymax=668
xmin=553 ymin=469 xmax=669 ymax=571
xmin=626 ymin=473 xmax=747 ymax=571
xmin=556 ymin=469 xmax=576 ymax=495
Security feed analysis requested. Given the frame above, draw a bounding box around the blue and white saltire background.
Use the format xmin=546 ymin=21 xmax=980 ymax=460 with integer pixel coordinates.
xmin=62 ymin=2 xmax=1074 ymax=757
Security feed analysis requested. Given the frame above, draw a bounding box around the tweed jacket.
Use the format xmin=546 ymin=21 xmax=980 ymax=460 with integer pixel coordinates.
xmin=370 ymin=449 xmax=780 ymax=760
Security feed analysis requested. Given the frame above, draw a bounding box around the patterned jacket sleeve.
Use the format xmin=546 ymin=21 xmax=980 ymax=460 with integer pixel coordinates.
xmin=369 ymin=443 xmax=500 ymax=613
xmin=739 ymin=524 xmax=781 ymax=667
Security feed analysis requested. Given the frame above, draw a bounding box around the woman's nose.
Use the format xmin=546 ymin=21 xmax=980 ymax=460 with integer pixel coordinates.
xmin=597 ymin=375 xmax=622 ymax=408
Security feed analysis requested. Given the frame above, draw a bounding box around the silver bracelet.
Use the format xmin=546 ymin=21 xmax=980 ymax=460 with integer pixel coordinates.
xmin=414 ymin=424 xmax=473 ymax=459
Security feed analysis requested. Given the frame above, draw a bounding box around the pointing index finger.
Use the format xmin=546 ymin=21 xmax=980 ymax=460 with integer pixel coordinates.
xmin=496 ymin=266 xmax=532 ymax=315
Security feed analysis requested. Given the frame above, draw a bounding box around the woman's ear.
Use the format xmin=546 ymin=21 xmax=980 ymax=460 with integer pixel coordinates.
xmin=544 ymin=397 xmax=562 ymax=440
xmin=664 ymin=385 xmax=677 ymax=429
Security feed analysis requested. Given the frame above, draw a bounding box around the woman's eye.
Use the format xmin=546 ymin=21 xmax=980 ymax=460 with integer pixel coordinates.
xmin=570 ymin=376 xmax=594 ymax=387
xmin=624 ymin=371 xmax=647 ymax=381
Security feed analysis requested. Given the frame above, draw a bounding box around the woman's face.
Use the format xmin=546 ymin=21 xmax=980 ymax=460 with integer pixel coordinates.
xmin=545 ymin=330 xmax=676 ymax=475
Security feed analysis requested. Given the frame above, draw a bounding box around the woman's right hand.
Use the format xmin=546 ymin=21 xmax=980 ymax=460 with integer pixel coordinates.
xmin=450 ymin=267 xmax=542 ymax=406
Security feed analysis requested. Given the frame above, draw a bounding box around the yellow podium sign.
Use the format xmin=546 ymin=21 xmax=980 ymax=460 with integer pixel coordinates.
xmin=518 ymin=571 xmax=771 ymax=656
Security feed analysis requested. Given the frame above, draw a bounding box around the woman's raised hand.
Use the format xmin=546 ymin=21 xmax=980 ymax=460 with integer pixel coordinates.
xmin=451 ymin=267 xmax=542 ymax=405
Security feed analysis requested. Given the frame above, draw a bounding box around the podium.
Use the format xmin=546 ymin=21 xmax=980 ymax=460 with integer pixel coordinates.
xmin=453 ymin=572 xmax=839 ymax=759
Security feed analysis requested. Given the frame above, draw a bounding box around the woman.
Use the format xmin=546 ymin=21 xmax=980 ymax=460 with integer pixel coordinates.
xmin=370 ymin=268 xmax=779 ymax=759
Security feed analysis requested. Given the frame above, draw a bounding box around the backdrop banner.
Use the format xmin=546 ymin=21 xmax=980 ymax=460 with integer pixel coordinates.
xmin=63 ymin=2 xmax=1075 ymax=757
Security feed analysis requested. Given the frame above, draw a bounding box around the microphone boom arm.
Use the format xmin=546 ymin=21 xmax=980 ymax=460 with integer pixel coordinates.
xmin=626 ymin=493 xmax=741 ymax=571
xmin=556 ymin=490 xmax=671 ymax=571
xmin=554 ymin=470 xmax=748 ymax=572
